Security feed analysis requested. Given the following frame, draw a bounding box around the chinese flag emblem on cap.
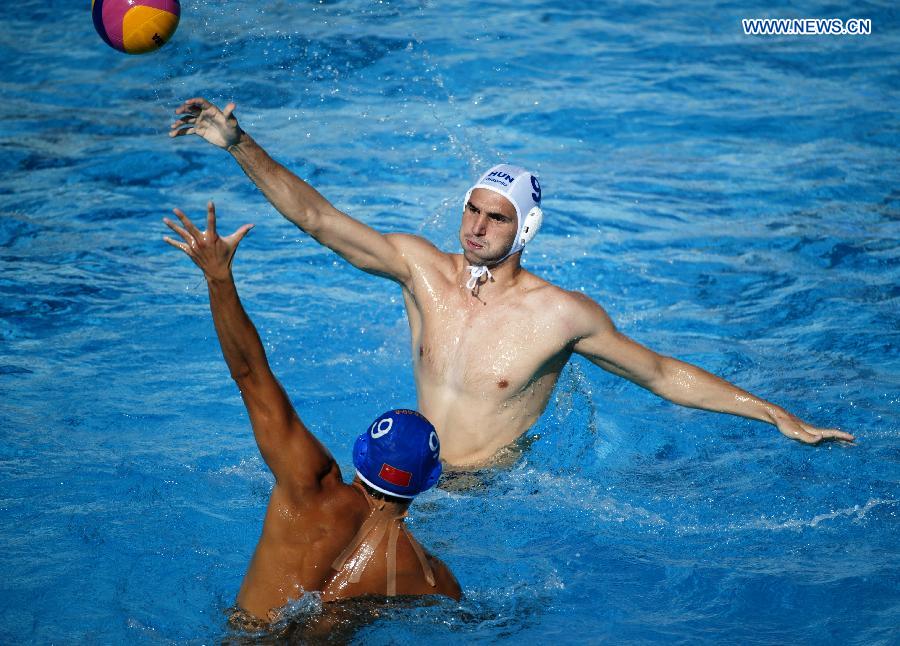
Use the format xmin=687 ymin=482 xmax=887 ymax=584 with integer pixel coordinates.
xmin=379 ymin=463 xmax=412 ymax=488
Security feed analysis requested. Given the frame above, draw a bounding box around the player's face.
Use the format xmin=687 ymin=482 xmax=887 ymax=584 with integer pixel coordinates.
xmin=459 ymin=188 xmax=518 ymax=265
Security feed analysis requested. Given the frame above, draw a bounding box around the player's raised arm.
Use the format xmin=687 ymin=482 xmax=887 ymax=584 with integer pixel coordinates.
xmin=568 ymin=292 xmax=855 ymax=445
xmin=170 ymin=98 xmax=413 ymax=285
xmin=163 ymin=202 xmax=339 ymax=490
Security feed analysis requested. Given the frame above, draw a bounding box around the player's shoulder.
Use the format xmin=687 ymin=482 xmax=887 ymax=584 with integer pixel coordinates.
xmin=563 ymin=288 xmax=615 ymax=331
xmin=564 ymin=287 xmax=609 ymax=312
xmin=521 ymin=276 xmax=614 ymax=336
xmin=385 ymin=233 xmax=460 ymax=283
xmin=385 ymin=233 xmax=455 ymax=275
xmin=522 ymin=273 xmax=608 ymax=314
xmin=385 ymin=232 xmax=446 ymax=259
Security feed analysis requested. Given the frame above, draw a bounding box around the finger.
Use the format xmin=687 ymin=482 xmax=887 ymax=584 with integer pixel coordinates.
xmin=800 ymin=422 xmax=855 ymax=443
xmin=169 ymin=126 xmax=196 ymax=138
xmin=176 ymin=97 xmax=211 ymax=114
xmin=163 ymin=217 xmax=193 ymax=244
xmin=777 ymin=419 xmax=821 ymax=444
xmin=816 ymin=429 xmax=856 ymax=443
xmin=173 ymin=208 xmax=203 ymax=239
xmin=163 ymin=236 xmax=190 ymax=254
xmin=171 ymin=115 xmax=196 ymax=128
xmin=174 ymin=103 xmax=198 ymax=116
xmin=207 ymin=201 xmax=217 ymax=236
xmin=223 ymin=102 xmax=236 ymax=120
xmin=230 ymin=223 xmax=255 ymax=246
xmin=225 ymin=224 xmax=254 ymax=267
xmin=783 ymin=426 xmax=821 ymax=444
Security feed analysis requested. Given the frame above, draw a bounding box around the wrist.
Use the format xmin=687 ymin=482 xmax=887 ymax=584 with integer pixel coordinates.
xmin=205 ymin=271 xmax=234 ymax=286
xmin=765 ymin=404 xmax=789 ymax=426
xmin=226 ymin=128 xmax=248 ymax=154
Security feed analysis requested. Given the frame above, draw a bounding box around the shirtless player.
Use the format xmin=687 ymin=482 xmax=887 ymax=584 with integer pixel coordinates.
xmin=163 ymin=203 xmax=460 ymax=623
xmin=170 ymin=99 xmax=855 ymax=467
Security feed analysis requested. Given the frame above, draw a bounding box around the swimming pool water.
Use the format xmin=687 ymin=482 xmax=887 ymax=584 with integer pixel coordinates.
xmin=1 ymin=1 xmax=898 ymax=643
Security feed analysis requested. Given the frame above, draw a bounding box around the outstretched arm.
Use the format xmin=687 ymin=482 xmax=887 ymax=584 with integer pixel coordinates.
xmin=163 ymin=202 xmax=340 ymax=490
xmin=169 ymin=98 xmax=414 ymax=284
xmin=570 ymin=294 xmax=855 ymax=445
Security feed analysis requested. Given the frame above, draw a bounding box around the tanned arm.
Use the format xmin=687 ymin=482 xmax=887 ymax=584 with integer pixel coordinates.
xmin=163 ymin=201 xmax=339 ymax=489
xmin=569 ymin=293 xmax=855 ymax=445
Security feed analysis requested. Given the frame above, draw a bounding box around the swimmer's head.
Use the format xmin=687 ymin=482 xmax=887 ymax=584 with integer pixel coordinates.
xmin=462 ymin=164 xmax=543 ymax=266
xmin=353 ymin=409 xmax=442 ymax=499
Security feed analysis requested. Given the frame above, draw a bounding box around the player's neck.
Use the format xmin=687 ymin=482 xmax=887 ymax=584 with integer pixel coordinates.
xmin=354 ymin=479 xmax=411 ymax=516
xmin=491 ymin=254 xmax=523 ymax=281
xmin=462 ymin=253 xmax=524 ymax=296
xmin=364 ymin=496 xmax=410 ymax=521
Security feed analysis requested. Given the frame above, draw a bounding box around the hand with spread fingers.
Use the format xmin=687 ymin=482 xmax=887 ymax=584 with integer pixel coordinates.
xmin=170 ymin=97 xmax=242 ymax=150
xmin=163 ymin=201 xmax=253 ymax=281
xmin=773 ymin=410 xmax=855 ymax=445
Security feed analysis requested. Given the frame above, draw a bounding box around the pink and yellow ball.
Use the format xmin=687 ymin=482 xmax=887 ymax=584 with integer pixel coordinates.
xmin=92 ymin=0 xmax=181 ymax=55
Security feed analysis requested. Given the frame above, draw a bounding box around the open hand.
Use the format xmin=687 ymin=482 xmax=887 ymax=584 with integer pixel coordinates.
xmin=170 ymin=98 xmax=241 ymax=149
xmin=163 ymin=201 xmax=253 ymax=281
xmin=774 ymin=411 xmax=855 ymax=445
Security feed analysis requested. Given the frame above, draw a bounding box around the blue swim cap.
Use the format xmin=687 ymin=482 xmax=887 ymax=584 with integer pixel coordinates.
xmin=353 ymin=409 xmax=442 ymax=499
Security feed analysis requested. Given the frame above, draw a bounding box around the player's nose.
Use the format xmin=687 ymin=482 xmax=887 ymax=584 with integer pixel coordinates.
xmin=470 ymin=213 xmax=488 ymax=235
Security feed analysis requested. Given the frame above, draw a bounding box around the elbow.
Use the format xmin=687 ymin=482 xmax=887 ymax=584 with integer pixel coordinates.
xmin=301 ymin=208 xmax=322 ymax=235
xmin=299 ymin=206 xmax=329 ymax=238
xmin=302 ymin=205 xmax=347 ymax=243
xmin=647 ymin=356 xmax=692 ymax=403
xmin=230 ymin=365 xmax=253 ymax=383
xmin=650 ymin=357 xmax=706 ymax=407
xmin=645 ymin=355 xmax=672 ymax=395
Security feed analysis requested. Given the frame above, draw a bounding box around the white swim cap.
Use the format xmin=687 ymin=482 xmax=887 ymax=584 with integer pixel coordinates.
xmin=464 ymin=163 xmax=543 ymax=265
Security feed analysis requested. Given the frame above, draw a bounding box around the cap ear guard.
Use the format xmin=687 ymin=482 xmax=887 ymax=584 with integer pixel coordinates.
xmin=422 ymin=429 xmax=441 ymax=490
xmin=423 ymin=459 xmax=442 ymax=490
xmin=353 ymin=432 xmax=368 ymax=468
xmin=519 ymin=206 xmax=543 ymax=248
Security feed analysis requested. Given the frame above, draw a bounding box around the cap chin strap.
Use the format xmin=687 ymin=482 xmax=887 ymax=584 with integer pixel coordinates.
xmin=466 ymin=265 xmax=493 ymax=290
xmin=464 ymin=222 xmax=528 ymax=289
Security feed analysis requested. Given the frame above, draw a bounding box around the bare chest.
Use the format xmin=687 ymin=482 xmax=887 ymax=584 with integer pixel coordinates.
xmin=411 ymin=285 xmax=572 ymax=394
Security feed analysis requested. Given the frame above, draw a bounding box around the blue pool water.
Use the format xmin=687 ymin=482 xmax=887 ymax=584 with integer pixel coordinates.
xmin=2 ymin=0 xmax=898 ymax=642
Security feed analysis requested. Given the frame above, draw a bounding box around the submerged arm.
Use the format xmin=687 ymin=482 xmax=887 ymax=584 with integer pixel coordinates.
xmin=570 ymin=294 xmax=854 ymax=444
xmin=163 ymin=202 xmax=339 ymax=489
